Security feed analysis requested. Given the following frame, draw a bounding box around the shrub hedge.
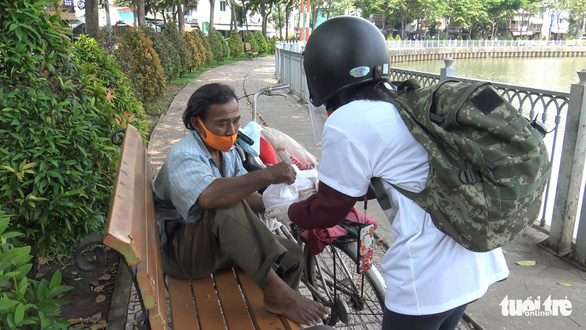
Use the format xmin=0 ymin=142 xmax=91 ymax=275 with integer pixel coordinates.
xmin=114 ymin=28 xmax=166 ymax=102
xmin=255 ymin=30 xmax=268 ymax=54
xmin=228 ymin=30 xmax=244 ymax=58
xmin=73 ymin=35 xmax=149 ymax=141
xmin=0 ymin=0 xmax=122 ymax=258
xmin=0 ymin=210 xmax=72 ymax=328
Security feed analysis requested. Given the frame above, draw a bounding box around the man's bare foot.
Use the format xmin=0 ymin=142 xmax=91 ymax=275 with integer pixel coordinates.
xmin=263 ymin=270 xmax=330 ymax=326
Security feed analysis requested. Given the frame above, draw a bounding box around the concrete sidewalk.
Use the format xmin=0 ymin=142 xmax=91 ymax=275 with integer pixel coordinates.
xmin=137 ymin=56 xmax=585 ymax=329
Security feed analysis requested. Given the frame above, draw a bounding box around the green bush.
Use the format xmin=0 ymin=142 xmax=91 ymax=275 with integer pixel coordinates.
xmin=0 ymin=210 xmax=72 ymax=328
xmin=0 ymin=0 xmax=121 ymax=258
xmin=94 ymin=26 xmax=118 ymax=53
xmin=184 ymin=31 xmax=204 ymax=71
xmin=190 ymin=30 xmax=207 ymax=67
xmin=267 ymin=35 xmax=277 ymax=54
xmin=255 ymin=30 xmax=268 ymax=54
xmin=144 ymin=27 xmax=182 ymax=82
xmin=219 ymin=30 xmax=230 ymax=59
xmin=115 ymin=28 xmax=166 ymax=102
xmin=197 ymin=30 xmax=214 ymax=64
xmin=208 ymin=28 xmax=226 ymax=63
xmin=162 ymin=22 xmax=188 ymax=76
xmin=73 ymin=35 xmax=148 ymax=140
xmin=245 ymin=32 xmax=259 ymax=52
xmin=228 ymin=30 xmax=244 ymax=58
xmin=395 ymin=34 xmax=401 ymax=40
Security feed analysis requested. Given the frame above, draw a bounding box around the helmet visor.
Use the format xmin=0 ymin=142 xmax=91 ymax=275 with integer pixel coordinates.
xmin=309 ymin=102 xmax=328 ymax=144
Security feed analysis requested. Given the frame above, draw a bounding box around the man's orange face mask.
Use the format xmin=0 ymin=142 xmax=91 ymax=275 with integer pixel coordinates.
xmin=196 ymin=116 xmax=237 ymax=152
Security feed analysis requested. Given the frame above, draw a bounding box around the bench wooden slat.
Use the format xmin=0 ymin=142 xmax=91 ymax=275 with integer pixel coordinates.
xmin=214 ymin=269 xmax=255 ymax=330
xmin=167 ymin=277 xmax=200 ymax=330
xmin=103 ymin=126 xmax=145 ymax=265
xmin=236 ymin=269 xmax=301 ymax=330
xmin=141 ymin=153 xmax=169 ymax=328
xmin=192 ymin=274 xmax=226 ymax=329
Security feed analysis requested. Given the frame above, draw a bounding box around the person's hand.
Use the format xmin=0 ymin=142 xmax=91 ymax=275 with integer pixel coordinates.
xmin=265 ymin=202 xmax=293 ymax=224
xmin=266 ymin=162 xmax=296 ymax=185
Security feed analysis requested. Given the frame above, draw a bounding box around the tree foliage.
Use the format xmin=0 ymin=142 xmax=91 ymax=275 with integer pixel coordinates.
xmin=267 ymin=35 xmax=277 ymax=54
xmin=208 ymin=28 xmax=228 ymax=63
xmin=162 ymin=22 xmax=189 ymax=76
xmin=184 ymin=30 xmax=205 ymax=70
xmin=197 ymin=30 xmax=215 ymax=63
xmin=114 ymin=28 xmax=166 ymax=102
xmin=245 ymin=32 xmax=259 ymax=52
xmin=74 ymin=35 xmax=149 ymax=140
xmin=0 ymin=0 xmax=123 ymax=257
xmin=228 ymin=29 xmax=245 ymax=58
xmin=255 ymin=30 xmax=268 ymax=54
xmin=0 ymin=211 xmax=72 ymax=328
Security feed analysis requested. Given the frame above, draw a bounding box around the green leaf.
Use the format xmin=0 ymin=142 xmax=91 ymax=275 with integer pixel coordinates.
xmin=49 ymin=270 xmax=61 ymax=290
xmin=2 ymin=165 xmax=15 ymax=173
xmin=515 ymin=260 xmax=536 ymax=266
xmin=0 ymin=298 xmax=19 ymax=311
xmin=557 ymin=282 xmax=573 ymax=287
xmin=14 ymin=303 xmax=25 ymax=325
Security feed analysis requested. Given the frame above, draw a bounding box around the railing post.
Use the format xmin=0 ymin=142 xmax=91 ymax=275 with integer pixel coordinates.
xmin=548 ymin=70 xmax=586 ymax=256
xmin=577 ymin=181 xmax=586 ymax=264
xmin=440 ymin=58 xmax=456 ymax=81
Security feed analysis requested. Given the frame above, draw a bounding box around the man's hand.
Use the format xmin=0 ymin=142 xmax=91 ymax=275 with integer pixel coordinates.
xmin=266 ymin=162 xmax=296 ymax=185
xmin=266 ymin=202 xmax=293 ymax=224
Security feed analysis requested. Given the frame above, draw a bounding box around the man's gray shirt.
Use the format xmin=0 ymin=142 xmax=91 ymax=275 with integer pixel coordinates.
xmin=153 ymin=130 xmax=247 ymax=246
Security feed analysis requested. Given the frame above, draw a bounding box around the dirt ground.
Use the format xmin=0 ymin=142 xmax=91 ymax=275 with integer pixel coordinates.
xmin=39 ymin=249 xmax=121 ymax=329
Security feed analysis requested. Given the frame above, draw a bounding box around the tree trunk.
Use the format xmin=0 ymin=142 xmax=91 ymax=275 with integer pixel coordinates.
xmin=178 ymin=1 xmax=185 ymax=34
xmin=260 ymin=1 xmax=267 ymax=36
xmin=136 ymin=0 xmax=146 ymax=27
xmin=209 ymin=0 xmax=215 ymax=32
xmin=104 ymin=0 xmax=111 ymax=27
xmin=277 ymin=5 xmax=282 ymax=38
xmin=85 ymin=0 xmax=99 ymax=37
xmin=285 ymin=8 xmax=290 ymax=39
xmin=401 ymin=13 xmax=406 ymax=39
xmin=229 ymin=0 xmax=238 ymax=32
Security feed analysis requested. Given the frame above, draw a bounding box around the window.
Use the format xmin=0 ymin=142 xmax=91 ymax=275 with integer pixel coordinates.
xmin=220 ymin=0 xmax=227 ymax=11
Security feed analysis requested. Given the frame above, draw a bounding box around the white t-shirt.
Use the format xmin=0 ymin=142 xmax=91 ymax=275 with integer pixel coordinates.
xmin=318 ymin=99 xmax=510 ymax=315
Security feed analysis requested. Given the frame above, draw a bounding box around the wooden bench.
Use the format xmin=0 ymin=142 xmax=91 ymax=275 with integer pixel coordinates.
xmin=245 ymin=42 xmax=258 ymax=59
xmin=92 ymin=125 xmax=301 ymax=329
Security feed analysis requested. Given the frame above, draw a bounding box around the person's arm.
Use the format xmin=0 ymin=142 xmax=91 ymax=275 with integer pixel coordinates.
xmin=244 ymin=192 xmax=265 ymax=213
xmin=288 ymin=181 xmax=367 ymax=230
xmin=197 ymin=162 xmax=295 ymax=209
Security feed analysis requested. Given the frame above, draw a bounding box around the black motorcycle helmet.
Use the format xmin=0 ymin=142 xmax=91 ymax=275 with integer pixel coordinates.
xmin=303 ymin=16 xmax=391 ymax=107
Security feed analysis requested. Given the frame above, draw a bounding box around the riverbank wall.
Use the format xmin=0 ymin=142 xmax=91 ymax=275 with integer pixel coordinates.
xmin=390 ymin=46 xmax=586 ymax=63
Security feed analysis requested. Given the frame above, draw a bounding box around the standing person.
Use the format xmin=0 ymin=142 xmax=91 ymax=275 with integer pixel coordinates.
xmin=153 ymin=83 xmax=330 ymax=326
xmin=267 ymin=16 xmax=509 ymax=329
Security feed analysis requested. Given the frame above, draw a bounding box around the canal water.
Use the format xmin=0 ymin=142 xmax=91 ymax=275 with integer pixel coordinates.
xmin=393 ymin=57 xmax=586 ymax=92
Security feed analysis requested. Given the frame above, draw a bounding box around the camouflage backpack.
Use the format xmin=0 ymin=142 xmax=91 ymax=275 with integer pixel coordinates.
xmin=372 ymin=79 xmax=551 ymax=252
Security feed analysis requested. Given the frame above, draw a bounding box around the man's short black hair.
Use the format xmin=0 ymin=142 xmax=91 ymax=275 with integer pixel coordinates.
xmin=182 ymin=83 xmax=238 ymax=130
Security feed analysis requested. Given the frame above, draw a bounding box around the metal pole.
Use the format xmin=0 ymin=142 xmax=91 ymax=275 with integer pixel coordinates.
xmin=548 ymin=70 xmax=586 ymax=256
xmin=440 ymin=58 xmax=456 ymax=81
xmin=305 ymin=0 xmax=310 ymax=41
xmin=299 ymin=0 xmax=304 ymax=41
xmin=576 ymin=181 xmax=586 ymax=264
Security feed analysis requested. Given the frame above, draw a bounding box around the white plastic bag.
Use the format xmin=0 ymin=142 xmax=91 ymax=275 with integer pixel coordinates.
xmin=262 ymin=169 xmax=317 ymax=208
xmin=260 ymin=127 xmax=319 ymax=170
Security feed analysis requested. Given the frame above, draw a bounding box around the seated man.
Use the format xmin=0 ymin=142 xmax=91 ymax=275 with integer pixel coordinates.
xmin=153 ymin=83 xmax=329 ymax=326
